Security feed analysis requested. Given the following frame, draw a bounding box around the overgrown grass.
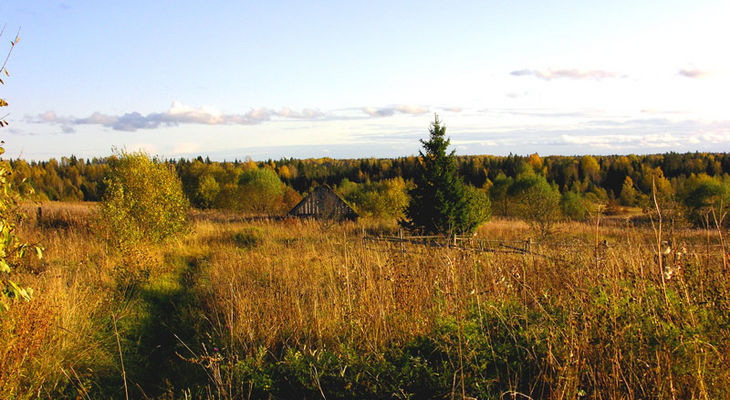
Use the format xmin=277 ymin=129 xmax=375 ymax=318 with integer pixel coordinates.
xmin=1 ymin=203 xmax=728 ymax=399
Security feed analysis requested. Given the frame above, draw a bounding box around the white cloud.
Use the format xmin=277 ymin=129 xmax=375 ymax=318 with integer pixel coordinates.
xmin=74 ymin=112 xmax=118 ymax=126
xmin=27 ymin=102 xmax=321 ymax=132
xmin=510 ymin=68 xmax=621 ymax=80
xmin=678 ymin=68 xmax=708 ymax=78
xmin=28 ymin=102 xmax=441 ymax=133
xmin=171 ymin=142 xmax=201 ymax=154
xmin=60 ymin=125 xmax=75 ymax=134
xmin=39 ymin=111 xmax=62 ymax=123
xmin=128 ymin=143 xmax=158 ymax=154
xmin=27 ymin=102 xmax=365 ymax=132
xmin=276 ymin=107 xmax=325 ymax=119
xmin=363 ymin=104 xmax=429 ymax=117
xmin=694 ymin=131 xmax=730 ymax=143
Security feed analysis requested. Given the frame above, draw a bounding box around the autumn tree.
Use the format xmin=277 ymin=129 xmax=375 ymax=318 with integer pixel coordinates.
xmin=619 ymin=176 xmax=638 ymax=206
xmin=511 ymin=174 xmax=562 ymax=237
xmin=0 ymin=30 xmax=41 ymax=310
xmin=195 ymin=174 xmax=220 ymax=209
xmin=238 ymin=167 xmax=285 ymax=214
xmin=561 ymin=191 xmax=588 ymax=220
xmin=489 ymin=172 xmax=513 ymax=216
xmin=338 ymin=177 xmax=410 ymax=219
xmin=100 ymin=151 xmax=189 ymax=246
xmin=681 ymin=174 xmax=730 ymax=227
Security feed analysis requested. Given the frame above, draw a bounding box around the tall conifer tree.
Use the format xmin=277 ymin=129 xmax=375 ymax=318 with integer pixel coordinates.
xmin=401 ymin=115 xmax=490 ymax=234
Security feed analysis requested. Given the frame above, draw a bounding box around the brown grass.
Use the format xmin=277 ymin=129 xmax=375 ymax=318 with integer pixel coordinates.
xmin=1 ymin=203 xmax=728 ymax=398
xmin=192 ymin=214 xmax=728 ymax=398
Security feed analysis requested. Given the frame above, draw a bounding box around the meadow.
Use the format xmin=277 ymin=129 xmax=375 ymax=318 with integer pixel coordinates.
xmin=0 ymin=201 xmax=727 ymax=399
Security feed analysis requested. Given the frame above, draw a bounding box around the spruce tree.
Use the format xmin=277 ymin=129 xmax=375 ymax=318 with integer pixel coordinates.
xmin=401 ymin=115 xmax=490 ymax=234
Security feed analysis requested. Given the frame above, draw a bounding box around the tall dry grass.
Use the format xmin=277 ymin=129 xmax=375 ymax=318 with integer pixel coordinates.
xmin=191 ymin=214 xmax=729 ymax=398
xmin=1 ymin=203 xmax=728 ymax=398
xmin=1 ymin=203 xmax=120 ymax=398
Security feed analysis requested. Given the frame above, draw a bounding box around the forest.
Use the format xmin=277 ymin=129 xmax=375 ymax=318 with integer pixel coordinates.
xmin=9 ymin=151 xmax=730 ymax=225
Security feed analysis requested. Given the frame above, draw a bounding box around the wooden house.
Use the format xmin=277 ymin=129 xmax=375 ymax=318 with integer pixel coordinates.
xmin=288 ymin=186 xmax=358 ymax=221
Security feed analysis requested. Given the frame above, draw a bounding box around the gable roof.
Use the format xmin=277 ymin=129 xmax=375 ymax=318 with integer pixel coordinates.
xmin=288 ymin=186 xmax=358 ymax=220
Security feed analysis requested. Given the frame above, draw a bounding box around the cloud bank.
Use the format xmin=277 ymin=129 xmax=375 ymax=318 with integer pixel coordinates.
xmin=510 ymin=68 xmax=620 ymax=80
xmin=29 ymin=101 xmax=328 ymax=132
xmin=29 ymin=102 xmax=441 ymax=132
xmin=362 ymin=104 xmax=430 ymax=117
xmin=77 ymin=102 xmax=326 ymax=131
xmin=678 ymin=68 xmax=708 ymax=78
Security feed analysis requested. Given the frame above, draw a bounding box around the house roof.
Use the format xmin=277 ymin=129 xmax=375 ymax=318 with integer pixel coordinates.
xmin=288 ymin=185 xmax=358 ymax=220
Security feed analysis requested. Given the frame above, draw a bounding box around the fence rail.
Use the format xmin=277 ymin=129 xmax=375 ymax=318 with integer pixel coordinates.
xmin=362 ymin=234 xmax=536 ymax=255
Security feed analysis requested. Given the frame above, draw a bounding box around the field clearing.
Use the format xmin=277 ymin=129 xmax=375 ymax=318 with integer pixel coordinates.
xmin=2 ymin=202 xmax=729 ymax=399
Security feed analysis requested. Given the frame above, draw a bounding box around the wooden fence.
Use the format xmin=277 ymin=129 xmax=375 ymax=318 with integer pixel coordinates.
xmin=362 ymin=231 xmax=536 ymax=255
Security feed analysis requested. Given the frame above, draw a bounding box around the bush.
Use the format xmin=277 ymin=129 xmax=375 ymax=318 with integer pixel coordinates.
xmin=238 ymin=168 xmax=285 ymax=214
xmin=338 ymin=177 xmax=410 ymax=220
xmin=233 ymin=227 xmax=264 ymax=249
xmin=512 ymin=174 xmax=562 ymax=236
xmin=0 ymin=158 xmax=38 ymax=310
xmin=680 ymin=173 xmax=730 ymax=227
xmin=561 ymin=191 xmax=588 ymax=220
xmin=99 ymin=151 xmax=189 ymax=246
xmin=194 ymin=174 xmax=220 ymax=209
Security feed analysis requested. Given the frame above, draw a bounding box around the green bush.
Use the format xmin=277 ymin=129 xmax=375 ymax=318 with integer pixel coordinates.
xmin=99 ymin=151 xmax=189 ymax=246
xmin=338 ymin=177 xmax=410 ymax=220
xmin=561 ymin=191 xmax=588 ymax=220
xmin=0 ymin=33 xmax=41 ymax=310
xmin=0 ymin=157 xmax=39 ymax=310
xmin=680 ymin=173 xmax=730 ymax=227
xmin=195 ymin=174 xmax=220 ymax=209
xmin=511 ymin=174 xmax=562 ymax=236
xmin=232 ymin=227 xmax=264 ymax=249
xmin=238 ymin=168 xmax=285 ymax=214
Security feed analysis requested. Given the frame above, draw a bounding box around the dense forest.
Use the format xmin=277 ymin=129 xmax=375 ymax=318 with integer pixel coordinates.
xmin=8 ymin=151 xmax=730 ymax=222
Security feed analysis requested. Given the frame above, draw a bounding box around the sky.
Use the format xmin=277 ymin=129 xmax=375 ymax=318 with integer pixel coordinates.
xmin=1 ymin=0 xmax=729 ymax=161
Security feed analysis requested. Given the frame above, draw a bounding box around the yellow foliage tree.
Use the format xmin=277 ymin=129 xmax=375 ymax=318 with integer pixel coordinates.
xmin=0 ymin=29 xmax=42 ymax=310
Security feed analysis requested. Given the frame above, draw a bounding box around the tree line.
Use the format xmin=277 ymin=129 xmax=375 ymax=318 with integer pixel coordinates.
xmin=6 ymin=151 xmax=730 ymax=225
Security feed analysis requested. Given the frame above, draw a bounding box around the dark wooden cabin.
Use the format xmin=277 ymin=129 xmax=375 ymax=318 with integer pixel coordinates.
xmin=288 ymin=186 xmax=358 ymax=221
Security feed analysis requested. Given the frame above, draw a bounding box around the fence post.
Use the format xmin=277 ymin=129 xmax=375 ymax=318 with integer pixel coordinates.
xmin=525 ymin=238 xmax=532 ymax=253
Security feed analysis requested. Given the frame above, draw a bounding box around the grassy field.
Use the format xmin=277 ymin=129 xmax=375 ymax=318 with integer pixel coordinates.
xmin=2 ymin=202 xmax=729 ymax=399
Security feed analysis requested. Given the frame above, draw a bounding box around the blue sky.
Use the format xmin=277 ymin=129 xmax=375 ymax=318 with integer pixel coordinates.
xmin=1 ymin=0 xmax=729 ymax=160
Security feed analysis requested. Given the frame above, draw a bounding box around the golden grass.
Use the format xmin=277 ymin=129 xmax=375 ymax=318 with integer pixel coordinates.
xmin=2 ymin=203 xmax=117 ymax=398
xmin=1 ymin=202 xmax=728 ymax=398
xmin=191 ymin=215 xmax=728 ymax=398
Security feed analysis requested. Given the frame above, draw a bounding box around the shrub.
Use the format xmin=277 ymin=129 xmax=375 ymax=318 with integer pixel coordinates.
xmin=0 ymin=157 xmax=39 ymax=310
xmin=99 ymin=151 xmax=189 ymax=246
xmin=0 ymin=32 xmax=40 ymax=311
xmin=338 ymin=177 xmax=410 ymax=220
xmin=680 ymin=173 xmax=730 ymax=227
xmin=195 ymin=174 xmax=220 ymax=209
xmin=233 ymin=227 xmax=264 ymax=249
xmin=561 ymin=191 xmax=588 ymax=220
xmin=511 ymin=174 xmax=562 ymax=236
xmin=238 ymin=168 xmax=285 ymax=214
